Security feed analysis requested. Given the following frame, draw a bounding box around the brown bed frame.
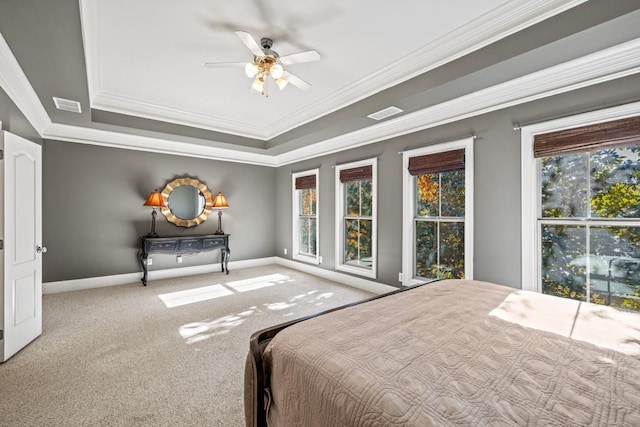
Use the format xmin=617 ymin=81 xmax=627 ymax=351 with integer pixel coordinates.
xmin=246 ymin=280 xmax=437 ymax=427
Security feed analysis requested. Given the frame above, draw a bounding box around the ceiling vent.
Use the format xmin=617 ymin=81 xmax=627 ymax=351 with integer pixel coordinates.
xmin=367 ymin=106 xmax=403 ymax=121
xmin=52 ymin=97 xmax=82 ymax=113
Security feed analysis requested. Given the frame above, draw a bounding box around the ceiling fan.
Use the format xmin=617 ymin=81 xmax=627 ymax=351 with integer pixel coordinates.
xmin=205 ymin=31 xmax=320 ymax=97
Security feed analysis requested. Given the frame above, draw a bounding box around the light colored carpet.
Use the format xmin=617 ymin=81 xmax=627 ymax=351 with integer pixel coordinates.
xmin=0 ymin=265 xmax=374 ymax=426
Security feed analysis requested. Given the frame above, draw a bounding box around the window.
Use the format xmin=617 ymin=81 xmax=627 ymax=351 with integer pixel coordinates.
xmin=292 ymin=169 xmax=319 ymax=264
xmin=335 ymin=159 xmax=377 ymax=278
xmin=522 ymin=111 xmax=640 ymax=311
xmin=402 ymin=138 xmax=474 ymax=285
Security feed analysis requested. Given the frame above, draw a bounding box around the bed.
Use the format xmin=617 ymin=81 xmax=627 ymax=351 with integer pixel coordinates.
xmin=244 ymin=279 xmax=640 ymax=426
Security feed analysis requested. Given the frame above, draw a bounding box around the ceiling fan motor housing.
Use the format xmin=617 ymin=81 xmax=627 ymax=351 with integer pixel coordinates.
xmin=260 ymin=37 xmax=279 ymax=58
xmin=260 ymin=37 xmax=273 ymax=49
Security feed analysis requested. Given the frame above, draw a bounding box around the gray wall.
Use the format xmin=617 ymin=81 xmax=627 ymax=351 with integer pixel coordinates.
xmin=5 ymin=75 xmax=640 ymax=288
xmin=5 ymin=71 xmax=640 ymax=289
xmin=42 ymin=141 xmax=276 ymax=282
xmin=275 ymin=74 xmax=640 ymax=289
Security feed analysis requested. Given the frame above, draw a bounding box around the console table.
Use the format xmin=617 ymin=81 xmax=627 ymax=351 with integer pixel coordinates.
xmin=139 ymin=234 xmax=230 ymax=286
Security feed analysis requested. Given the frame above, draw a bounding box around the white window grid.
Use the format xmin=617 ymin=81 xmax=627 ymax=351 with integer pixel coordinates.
xmin=520 ymin=100 xmax=640 ymax=292
xmin=291 ymin=169 xmax=320 ymax=264
xmin=402 ymin=137 xmax=474 ymax=286
xmin=335 ymin=158 xmax=377 ymax=279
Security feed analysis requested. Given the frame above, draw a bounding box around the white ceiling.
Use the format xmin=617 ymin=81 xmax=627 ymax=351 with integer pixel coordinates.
xmin=81 ymin=0 xmax=519 ymax=140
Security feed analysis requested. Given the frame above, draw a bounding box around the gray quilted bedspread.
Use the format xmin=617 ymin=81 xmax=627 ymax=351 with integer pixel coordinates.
xmin=255 ymin=279 xmax=640 ymax=426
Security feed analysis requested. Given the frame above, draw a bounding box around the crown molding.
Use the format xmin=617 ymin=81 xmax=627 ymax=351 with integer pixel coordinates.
xmin=78 ymin=0 xmax=99 ymax=112
xmin=266 ymin=0 xmax=589 ymax=139
xmin=274 ymin=38 xmax=640 ymax=166
xmin=0 ymin=32 xmax=51 ymax=133
xmin=91 ymin=90 xmax=270 ymax=140
xmin=520 ymin=99 xmax=640 ymax=134
xmin=42 ymin=122 xmax=278 ymax=166
xmin=2 ymin=19 xmax=639 ymax=168
xmin=43 ymin=37 xmax=640 ymax=165
xmin=79 ymin=0 xmax=588 ymax=140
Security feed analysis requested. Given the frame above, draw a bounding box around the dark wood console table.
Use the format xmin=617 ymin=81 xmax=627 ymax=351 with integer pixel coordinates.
xmin=139 ymin=234 xmax=230 ymax=286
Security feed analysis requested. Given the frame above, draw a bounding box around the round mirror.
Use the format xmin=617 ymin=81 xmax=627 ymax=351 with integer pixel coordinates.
xmin=168 ymin=185 xmax=205 ymax=220
xmin=160 ymin=177 xmax=213 ymax=228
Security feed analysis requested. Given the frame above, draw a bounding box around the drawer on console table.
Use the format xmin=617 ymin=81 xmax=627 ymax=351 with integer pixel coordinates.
xmin=202 ymin=237 xmax=227 ymax=249
xmin=179 ymin=239 xmax=203 ymax=252
xmin=147 ymin=240 xmax=179 ymax=253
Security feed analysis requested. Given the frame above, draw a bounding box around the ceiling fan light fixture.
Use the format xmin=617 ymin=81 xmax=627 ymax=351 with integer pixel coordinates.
xmin=275 ymin=77 xmax=288 ymax=90
xmin=206 ymin=31 xmax=320 ymax=96
xmin=270 ymin=63 xmax=284 ymax=79
xmin=251 ymin=75 xmax=265 ymax=93
xmin=245 ymin=62 xmax=259 ymax=78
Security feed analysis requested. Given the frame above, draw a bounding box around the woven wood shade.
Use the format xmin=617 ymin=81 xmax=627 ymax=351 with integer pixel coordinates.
xmin=339 ymin=165 xmax=372 ymax=183
xmin=533 ymin=116 xmax=640 ymax=158
xmin=408 ymin=149 xmax=465 ymax=176
xmin=295 ymin=175 xmax=316 ymax=190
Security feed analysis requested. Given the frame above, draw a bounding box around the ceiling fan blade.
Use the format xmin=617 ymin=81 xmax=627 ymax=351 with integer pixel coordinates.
xmin=235 ymin=30 xmax=264 ymax=57
xmin=283 ymin=71 xmax=311 ymax=91
xmin=279 ymin=50 xmax=320 ymax=65
xmin=204 ymin=62 xmax=246 ymax=68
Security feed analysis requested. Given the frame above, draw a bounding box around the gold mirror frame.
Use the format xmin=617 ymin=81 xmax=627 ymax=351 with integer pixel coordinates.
xmin=160 ymin=177 xmax=213 ymax=228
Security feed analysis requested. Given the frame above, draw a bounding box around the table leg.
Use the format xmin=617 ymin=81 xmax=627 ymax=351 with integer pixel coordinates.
xmin=139 ymin=252 xmax=148 ymax=286
xmin=223 ymin=247 xmax=230 ymax=274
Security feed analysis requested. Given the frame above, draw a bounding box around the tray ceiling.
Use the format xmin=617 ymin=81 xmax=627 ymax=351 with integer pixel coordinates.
xmin=4 ymin=0 xmax=640 ymax=166
xmin=82 ymin=0 xmax=514 ymax=140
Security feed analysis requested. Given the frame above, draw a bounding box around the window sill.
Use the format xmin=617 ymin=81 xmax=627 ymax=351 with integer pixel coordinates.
xmin=336 ymin=263 xmax=377 ymax=279
xmin=403 ymin=278 xmax=425 ymax=287
xmin=293 ymin=254 xmax=320 ymax=265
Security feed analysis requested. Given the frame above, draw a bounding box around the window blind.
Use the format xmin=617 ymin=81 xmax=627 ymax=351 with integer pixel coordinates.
xmin=408 ymin=149 xmax=465 ymax=176
xmin=339 ymin=165 xmax=372 ymax=183
xmin=533 ymin=115 xmax=640 ymax=158
xmin=295 ymin=175 xmax=316 ymax=190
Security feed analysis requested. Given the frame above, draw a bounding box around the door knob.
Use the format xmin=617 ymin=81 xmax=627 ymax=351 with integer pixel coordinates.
xmin=36 ymin=245 xmax=47 ymax=254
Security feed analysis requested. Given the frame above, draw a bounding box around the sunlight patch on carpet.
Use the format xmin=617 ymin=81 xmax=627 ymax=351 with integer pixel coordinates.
xmin=158 ymin=284 xmax=233 ymax=308
xmin=178 ymin=288 xmax=342 ymax=344
xmin=225 ymin=273 xmax=292 ymax=292
xmin=266 ymin=302 xmax=295 ymax=310
xmin=180 ymin=308 xmax=258 ymax=344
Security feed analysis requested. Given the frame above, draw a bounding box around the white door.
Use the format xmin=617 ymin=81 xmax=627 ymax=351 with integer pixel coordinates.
xmin=0 ymin=130 xmax=43 ymax=362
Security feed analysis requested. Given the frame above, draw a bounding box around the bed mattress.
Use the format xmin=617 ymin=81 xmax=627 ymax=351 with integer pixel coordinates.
xmin=246 ymin=279 xmax=640 ymax=426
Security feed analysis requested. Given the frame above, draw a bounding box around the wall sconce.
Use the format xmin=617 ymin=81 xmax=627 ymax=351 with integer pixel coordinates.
xmin=143 ymin=189 xmax=166 ymax=237
xmin=212 ymin=192 xmax=229 ymax=235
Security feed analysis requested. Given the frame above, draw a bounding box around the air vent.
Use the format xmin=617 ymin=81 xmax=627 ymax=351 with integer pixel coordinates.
xmin=367 ymin=106 xmax=403 ymax=121
xmin=52 ymin=97 xmax=82 ymax=113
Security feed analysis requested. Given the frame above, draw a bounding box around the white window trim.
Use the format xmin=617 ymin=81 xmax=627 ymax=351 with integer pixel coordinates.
xmin=335 ymin=158 xmax=377 ymax=279
xmin=402 ymin=137 xmax=474 ymax=286
xmin=520 ymin=100 xmax=640 ymax=292
xmin=292 ymin=168 xmax=320 ymax=265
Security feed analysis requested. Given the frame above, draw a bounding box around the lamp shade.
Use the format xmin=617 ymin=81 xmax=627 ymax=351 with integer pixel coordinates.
xmin=245 ymin=62 xmax=259 ymax=78
xmin=143 ymin=189 xmax=166 ymax=208
xmin=251 ymin=76 xmax=265 ymax=93
xmin=270 ymin=63 xmax=284 ymax=79
xmin=212 ymin=192 xmax=229 ymax=209
xmin=275 ymin=77 xmax=288 ymax=90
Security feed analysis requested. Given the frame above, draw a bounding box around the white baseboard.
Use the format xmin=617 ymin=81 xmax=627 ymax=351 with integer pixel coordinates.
xmin=43 ymin=257 xmax=278 ymax=294
xmin=275 ymin=257 xmax=397 ymax=295
xmin=43 ymin=256 xmax=397 ymax=295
